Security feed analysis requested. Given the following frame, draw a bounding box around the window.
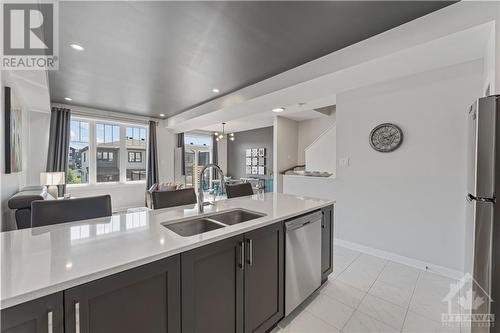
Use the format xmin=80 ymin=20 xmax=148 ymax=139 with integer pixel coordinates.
xmin=126 ymin=127 xmax=146 ymax=145
xmin=96 ymin=123 xmax=120 ymax=144
xmin=68 ymin=119 xmax=89 ymax=184
xmin=126 ymin=127 xmax=146 ymax=181
xmin=97 ymin=151 xmax=115 ymax=162
xmin=67 ymin=117 xmax=148 ymax=185
xmin=128 ymin=151 xmax=142 ymax=163
xmin=96 ymin=122 xmax=120 ymax=183
xmin=179 ymin=133 xmax=212 ymax=190
xmin=198 ymin=151 xmax=210 ymax=166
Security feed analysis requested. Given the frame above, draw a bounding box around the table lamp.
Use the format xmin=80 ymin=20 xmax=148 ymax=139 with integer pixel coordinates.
xmin=40 ymin=172 xmax=65 ymax=198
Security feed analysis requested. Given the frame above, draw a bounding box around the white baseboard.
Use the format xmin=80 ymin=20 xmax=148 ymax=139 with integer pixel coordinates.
xmin=335 ymin=238 xmax=464 ymax=280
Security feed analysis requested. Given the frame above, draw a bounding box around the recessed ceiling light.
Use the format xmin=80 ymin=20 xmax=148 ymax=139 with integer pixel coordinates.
xmin=272 ymin=107 xmax=285 ymax=113
xmin=159 ymin=113 xmax=165 ymax=117
xmin=64 ymin=97 xmax=72 ymax=101
xmin=69 ymin=43 xmax=84 ymax=51
xmin=212 ymin=88 xmax=220 ymax=93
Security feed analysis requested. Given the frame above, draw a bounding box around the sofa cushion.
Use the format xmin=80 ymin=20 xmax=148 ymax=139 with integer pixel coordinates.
xmin=8 ymin=187 xmax=53 ymax=209
xmin=15 ymin=209 xmax=32 ymax=229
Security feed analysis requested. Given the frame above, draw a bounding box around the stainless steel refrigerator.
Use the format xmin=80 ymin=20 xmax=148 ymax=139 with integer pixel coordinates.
xmin=465 ymin=95 xmax=499 ymax=333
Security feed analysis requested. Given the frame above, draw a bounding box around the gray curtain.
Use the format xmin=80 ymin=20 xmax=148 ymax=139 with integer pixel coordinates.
xmin=46 ymin=107 xmax=71 ymax=195
xmin=212 ymin=135 xmax=218 ymax=179
xmin=147 ymin=121 xmax=159 ymax=189
xmin=177 ymin=133 xmax=185 ymax=175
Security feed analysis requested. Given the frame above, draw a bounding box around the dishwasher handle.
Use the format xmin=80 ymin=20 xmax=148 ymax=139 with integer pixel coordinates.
xmin=286 ymin=220 xmax=313 ymax=231
xmin=285 ymin=211 xmax=322 ymax=231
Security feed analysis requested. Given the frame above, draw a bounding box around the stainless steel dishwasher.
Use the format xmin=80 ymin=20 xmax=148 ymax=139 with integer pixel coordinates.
xmin=285 ymin=210 xmax=322 ymax=315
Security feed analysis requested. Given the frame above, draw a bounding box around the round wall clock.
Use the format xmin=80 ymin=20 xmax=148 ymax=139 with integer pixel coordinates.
xmin=369 ymin=123 xmax=403 ymax=152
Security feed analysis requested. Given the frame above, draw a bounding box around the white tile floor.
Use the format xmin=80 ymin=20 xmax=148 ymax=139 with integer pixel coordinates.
xmin=275 ymin=246 xmax=462 ymax=333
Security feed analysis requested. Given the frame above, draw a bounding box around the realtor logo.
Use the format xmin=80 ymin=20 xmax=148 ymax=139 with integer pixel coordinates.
xmin=1 ymin=1 xmax=58 ymax=69
xmin=442 ymin=273 xmax=494 ymax=329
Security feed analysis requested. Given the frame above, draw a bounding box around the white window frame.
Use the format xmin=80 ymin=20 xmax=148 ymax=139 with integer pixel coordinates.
xmin=67 ymin=115 xmax=148 ymax=188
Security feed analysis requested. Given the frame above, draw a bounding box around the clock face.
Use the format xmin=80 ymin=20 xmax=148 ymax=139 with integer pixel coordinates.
xmin=369 ymin=123 xmax=403 ymax=152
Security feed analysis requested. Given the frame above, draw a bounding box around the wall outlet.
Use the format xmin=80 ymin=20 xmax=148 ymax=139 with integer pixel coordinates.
xmin=339 ymin=157 xmax=350 ymax=168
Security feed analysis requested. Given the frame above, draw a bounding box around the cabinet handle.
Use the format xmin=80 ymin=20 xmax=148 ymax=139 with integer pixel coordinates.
xmin=247 ymin=239 xmax=253 ymax=266
xmin=75 ymin=302 xmax=80 ymax=333
xmin=239 ymin=241 xmax=245 ymax=270
xmin=47 ymin=310 xmax=53 ymax=333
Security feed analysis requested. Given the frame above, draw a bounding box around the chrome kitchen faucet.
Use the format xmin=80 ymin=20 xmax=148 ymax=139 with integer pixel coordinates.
xmin=198 ymin=164 xmax=225 ymax=213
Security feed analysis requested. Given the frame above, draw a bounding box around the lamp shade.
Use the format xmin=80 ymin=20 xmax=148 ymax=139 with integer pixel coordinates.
xmin=40 ymin=172 xmax=66 ymax=186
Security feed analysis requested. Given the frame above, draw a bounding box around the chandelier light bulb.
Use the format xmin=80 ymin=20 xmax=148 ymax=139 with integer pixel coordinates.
xmin=213 ymin=122 xmax=235 ymax=142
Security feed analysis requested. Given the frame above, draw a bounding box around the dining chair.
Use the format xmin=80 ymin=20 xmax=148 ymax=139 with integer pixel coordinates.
xmin=151 ymin=188 xmax=197 ymax=209
xmin=226 ymin=182 xmax=254 ymax=199
xmin=31 ymin=195 xmax=112 ymax=228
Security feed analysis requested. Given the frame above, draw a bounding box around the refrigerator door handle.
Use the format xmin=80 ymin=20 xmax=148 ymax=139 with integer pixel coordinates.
xmin=467 ymin=193 xmax=496 ymax=203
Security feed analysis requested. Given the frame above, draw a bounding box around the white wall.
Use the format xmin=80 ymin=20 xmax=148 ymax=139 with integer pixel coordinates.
xmin=496 ymin=5 xmax=500 ymax=95
xmin=27 ymin=111 xmax=50 ymax=184
xmin=482 ymin=24 xmax=496 ymax=96
xmin=1 ymin=70 xmax=51 ymax=230
xmin=217 ymin=139 xmax=228 ymax=175
xmin=1 ymin=78 xmax=28 ymax=230
xmin=335 ymin=60 xmax=483 ymax=274
xmin=297 ymin=113 xmax=336 ymax=165
xmin=66 ymin=183 xmax=148 ymax=212
xmin=273 ymin=116 xmax=298 ymax=193
xmin=157 ymin=124 xmax=175 ymax=183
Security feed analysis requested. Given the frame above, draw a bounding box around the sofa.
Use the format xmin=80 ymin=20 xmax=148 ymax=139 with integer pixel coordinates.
xmin=8 ymin=186 xmax=55 ymax=229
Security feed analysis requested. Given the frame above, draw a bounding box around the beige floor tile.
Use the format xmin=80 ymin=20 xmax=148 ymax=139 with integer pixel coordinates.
xmin=284 ymin=311 xmax=340 ymax=333
xmin=402 ymin=310 xmax=461 ymax=333
xmin=305 ymin=293 xmax=355 ymax=329
xmin=369 ymin=279 xmax=414 ymax=308
xmin=343 ymin=310 xmax=399 ymax=333
xmin=357 ymin=294 xmax=407 ymax=330
xmin=321 ymin=279 xmax=366 ymax=309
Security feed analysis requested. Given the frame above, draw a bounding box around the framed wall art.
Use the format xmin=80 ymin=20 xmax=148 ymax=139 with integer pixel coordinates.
xmin=4 ymin=87 xmax=22 ymax=174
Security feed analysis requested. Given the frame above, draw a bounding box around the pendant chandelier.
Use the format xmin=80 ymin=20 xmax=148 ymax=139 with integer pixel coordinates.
xmin=214 ymin=122 xmax=235 ymax=141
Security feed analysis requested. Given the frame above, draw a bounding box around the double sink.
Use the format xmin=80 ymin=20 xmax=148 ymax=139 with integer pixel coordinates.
xmin=163 ymin=209 xmax=266 ymax=237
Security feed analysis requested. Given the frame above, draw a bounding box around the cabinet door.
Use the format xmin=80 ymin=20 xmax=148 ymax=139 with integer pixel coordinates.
xmin=244 ymin=222 xmax=284 ymax=333
xmin=321 ymin=205 xmax=334 ymax=282
xmin=182 ymin=235 xmax=244 ymax=333
xmin=64 ymin=255 xmax=181 ymax=333
xmin=1 ymin=293 xmax=63 ymax=333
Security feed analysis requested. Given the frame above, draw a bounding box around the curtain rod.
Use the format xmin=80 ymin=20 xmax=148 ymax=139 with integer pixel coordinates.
xmin=52 ymin=103 xmax=157 ymax=125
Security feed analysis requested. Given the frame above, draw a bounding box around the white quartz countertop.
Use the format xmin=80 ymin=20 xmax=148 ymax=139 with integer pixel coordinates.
xmin=1 ymin=192 xmax=334 ymax=309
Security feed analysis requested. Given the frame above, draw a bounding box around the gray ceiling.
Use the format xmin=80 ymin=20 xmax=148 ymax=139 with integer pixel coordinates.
xmin=49 ymin=1 xmax=453 ymax=118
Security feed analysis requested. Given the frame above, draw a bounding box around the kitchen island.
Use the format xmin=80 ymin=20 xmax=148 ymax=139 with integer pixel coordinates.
xmin=1 ymin=192 xmax=334 ymax=333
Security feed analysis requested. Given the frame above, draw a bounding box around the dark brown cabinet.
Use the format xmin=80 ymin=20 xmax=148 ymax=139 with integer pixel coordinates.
xmin=321 ymin=205 xmax=334 ymax=282
xmin=64 ymin=255 xmax=181 ymax=333
xmin=1 ymin=293 xmax=63 ymax=333
xmin=181 ymin=222 xmax=284 ymax=333
xmin=244 ymin=222 xmax=284 ymax=333
xmin=182 ymin=235 xmax=245 ymax=333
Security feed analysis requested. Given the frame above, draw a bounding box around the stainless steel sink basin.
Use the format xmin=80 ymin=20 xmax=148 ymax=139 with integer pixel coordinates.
xmin=162 ymin=209 xmax=266 ymax=236
xmin=208 ymin=209 xmax=266 ymax=225
xmin=163 ymin=218 xmax=225 ymax=237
